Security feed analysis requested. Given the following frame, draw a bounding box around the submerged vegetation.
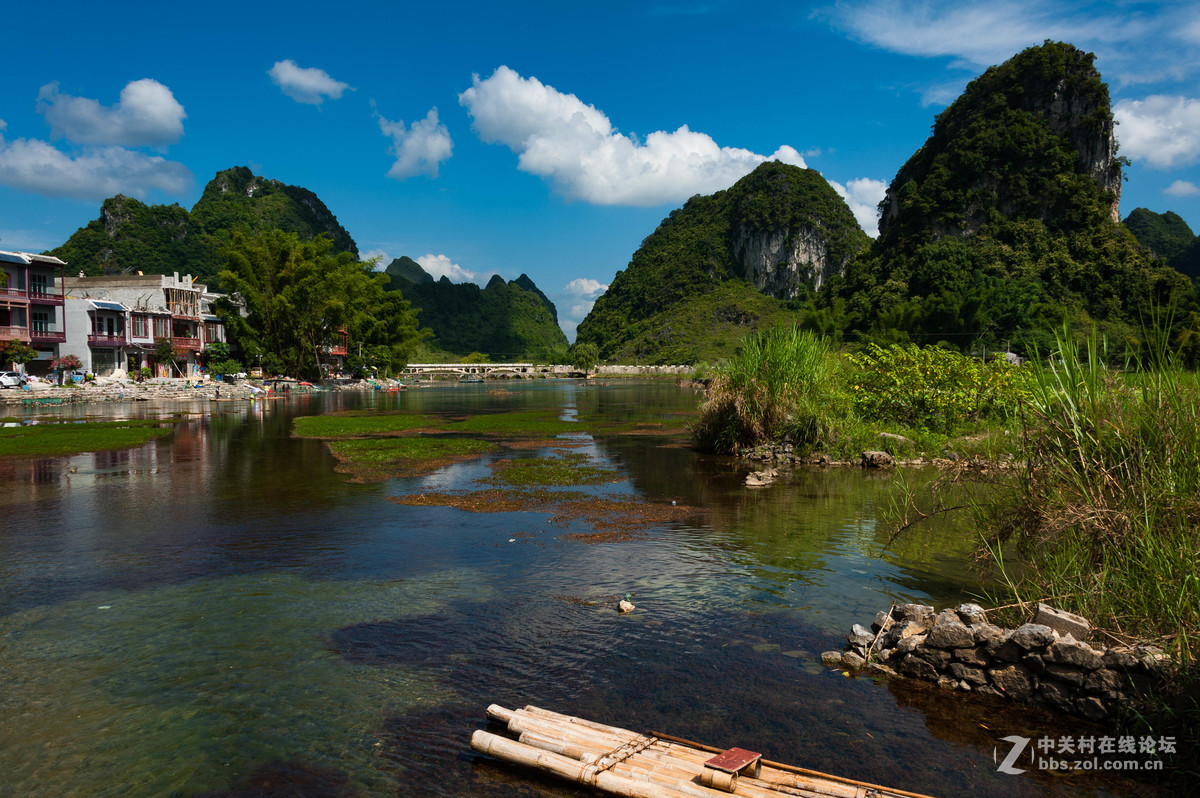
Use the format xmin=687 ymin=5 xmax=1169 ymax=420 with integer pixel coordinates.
xmin=293 ymin=404 xmax=690 ymax=483
xmin=0 ymin=420 xmax=174 ymax=458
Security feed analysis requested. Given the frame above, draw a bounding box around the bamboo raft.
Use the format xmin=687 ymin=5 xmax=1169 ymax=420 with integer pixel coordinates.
xmin=472 ymin=704 xmax=936 ymax=798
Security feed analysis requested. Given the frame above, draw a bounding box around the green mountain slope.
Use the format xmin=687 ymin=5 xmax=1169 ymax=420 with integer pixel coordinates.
xmin=49 ymin=166 xmax=357 ymax=280
xmin=386 ymin=261 xmax=568 ymax=360
xmin=576 ymin=161 xmax=869 ymax=363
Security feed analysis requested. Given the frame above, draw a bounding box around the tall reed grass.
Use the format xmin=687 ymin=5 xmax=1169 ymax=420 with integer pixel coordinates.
xmin=982 ymin=328 xmax=1200 ymax=664
xmin=690 ymin=326 xmax=843 ymax=453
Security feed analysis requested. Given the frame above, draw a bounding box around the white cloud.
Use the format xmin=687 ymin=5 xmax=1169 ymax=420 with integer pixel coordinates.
xmin=416 ymin=253 xmax=478 ymax=283
xmin=268 ymin=60 xmax=352 ymax=105
xmin=564 ymin=277 xmax=608 ymax=297
xmin=36 ymin=79 xmax=185 ymax=148
xmin=830 ymin=177 xmax=887 ymax=237
xmin=1114 ymin=95 xmax=1200 ymax=168
xmin=379 ymin=108 xmax=453 ymax=179
xmin=1165 ymin=180 xmax=1200 ymax=197
xmin=555 ymin=277 xmax=610 ymax=342
xmin=822 ymin=0 xmax=1132 ymax=68
xmin=458 ymin=66 xmax=806 ymax=206
xmin=0 ymin=125 xmax=191 ymax=201
xmin=360 ymin=249 xmax=390 ymax=269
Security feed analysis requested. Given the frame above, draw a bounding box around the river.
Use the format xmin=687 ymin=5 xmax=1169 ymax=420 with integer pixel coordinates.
xmin=0 ymin=381 xmax=1162 ymax=796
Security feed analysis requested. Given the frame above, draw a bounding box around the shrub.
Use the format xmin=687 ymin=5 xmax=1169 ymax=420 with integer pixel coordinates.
xmin=846 ymin=343 xmax=1028 ymax=433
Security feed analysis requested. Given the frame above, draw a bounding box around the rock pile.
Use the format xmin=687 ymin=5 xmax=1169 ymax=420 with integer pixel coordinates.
xmin=822 ymin=602 xmax=1173 ymax=721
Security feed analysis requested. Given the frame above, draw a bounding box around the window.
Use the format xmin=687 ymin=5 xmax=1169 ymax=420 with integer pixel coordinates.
xmin=132 ymin=315 xmax=148 ymax=338
xmin=153 ymin=316 xmax=169 ymax=339
xmin=205 ymin=322 xmax=223 ymax=343
xmin=30 ymin=273 xmax=48 ymax=296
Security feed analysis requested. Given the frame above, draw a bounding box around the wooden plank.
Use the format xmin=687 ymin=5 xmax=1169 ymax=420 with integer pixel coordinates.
xmin=705 ymin=747 xmax=762 ymax=774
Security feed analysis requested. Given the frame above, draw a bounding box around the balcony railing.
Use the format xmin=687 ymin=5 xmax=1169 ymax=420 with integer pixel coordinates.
xmin=88 ymin=333 xmax=128 ymax=347
xmin=28 ymin=290 xmax=65 ymax=304
xmin=171 ymin=336 xmax=202 ymax=350
xmin=31 ymin=327 xmax=66 ymax=343
xmin=327 ymin=345 xmax=349 ymax=356
xmin=0 ymin=286 xmax=26 ymax=300
xmin=0 ymin=325 xmax=29 ymax=342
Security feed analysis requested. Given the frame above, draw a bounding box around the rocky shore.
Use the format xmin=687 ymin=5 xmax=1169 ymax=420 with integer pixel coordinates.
xmin=823 ymin=602 xmax=1173 ymax=721
xmin=0 ymin=377 xmax=368 ymax=407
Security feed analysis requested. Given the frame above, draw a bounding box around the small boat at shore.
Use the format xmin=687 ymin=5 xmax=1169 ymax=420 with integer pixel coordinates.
xmin=472 ymin=704 xmax=934 ymax=798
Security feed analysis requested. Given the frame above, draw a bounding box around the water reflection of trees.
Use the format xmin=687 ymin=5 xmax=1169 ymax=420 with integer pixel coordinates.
xmin=592 ymin=433 xmax=990 ymax=612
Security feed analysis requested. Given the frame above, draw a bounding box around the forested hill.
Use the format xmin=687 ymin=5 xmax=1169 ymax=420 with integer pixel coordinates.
xmin=826 ymin=41 xmax=1189 ymax=354
xmin=575 ymin=161 xmax=869 ymax=363
xmin=1124 ymin=208 xmax=1200 ymax=280
xmin=385 ymin=260 xmax=568 ymax=361
xmin=48 ymin=166 xmax=357 ymax=281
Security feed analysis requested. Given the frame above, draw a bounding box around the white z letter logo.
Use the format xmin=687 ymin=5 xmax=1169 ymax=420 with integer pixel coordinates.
xmin=995 ymin=735 xmax=1030 ymax=775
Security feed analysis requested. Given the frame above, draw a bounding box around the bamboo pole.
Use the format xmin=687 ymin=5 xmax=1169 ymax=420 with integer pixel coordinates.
xmin=517 ymin=729 xmax=592 ymax=760
xmin=472 ymin=730 xmax=719 ymax=798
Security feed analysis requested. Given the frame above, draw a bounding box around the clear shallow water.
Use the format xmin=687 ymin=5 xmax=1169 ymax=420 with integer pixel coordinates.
xmin=0 ymin=382 xmax=1160 ymax=796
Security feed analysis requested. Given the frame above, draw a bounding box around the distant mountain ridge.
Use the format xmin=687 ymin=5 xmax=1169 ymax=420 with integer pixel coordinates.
xmin=1124 ymin=208 xmax=1200 ymax=280
xmin=49 ymin=166 xmax=357 ymax=280
xmin=385 ymin=259 xmax=568 ymax=360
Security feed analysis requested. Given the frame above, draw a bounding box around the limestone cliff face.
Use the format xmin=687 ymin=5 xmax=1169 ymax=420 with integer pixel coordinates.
xmin=725 ymin=162 xmax=870 ymax=298
xmin=880 ymin=41 xmax=1122 ymax=237
xmin=730 ymin=222 xmax=851 ymax=296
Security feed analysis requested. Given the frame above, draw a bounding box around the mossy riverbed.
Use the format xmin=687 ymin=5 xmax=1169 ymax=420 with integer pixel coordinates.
xmin=292 ymin=406 xmax=691 ymax=483
xmin=0 ymin=420 xmax=175 ymax=459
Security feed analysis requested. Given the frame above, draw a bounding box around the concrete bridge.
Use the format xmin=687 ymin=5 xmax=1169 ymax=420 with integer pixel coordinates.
xmin=401 ymin=362 xmax=541 ymax=378
xmin=400 ymin=363 xmax=695 ymax=379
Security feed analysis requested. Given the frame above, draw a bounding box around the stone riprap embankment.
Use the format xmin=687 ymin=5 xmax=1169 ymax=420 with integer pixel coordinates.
xmin=1 ymin=379 xmax=285 ymax=406
xmin=741 ymin=441 xmax=1017 ymax=470
xmin=822 ymin=602 xmax=1173 ymax=722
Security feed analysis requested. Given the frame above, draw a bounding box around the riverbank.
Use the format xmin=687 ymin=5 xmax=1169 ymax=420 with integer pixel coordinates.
xmin=0 ymin=378 xmax=289 ymax=406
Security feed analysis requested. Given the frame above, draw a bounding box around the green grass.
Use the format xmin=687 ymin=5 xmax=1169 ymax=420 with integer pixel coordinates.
xmin=326 ymin=437 xmax=496 ymax=481
xmin=0 ymin=421 xmax=174 ymax=458
xmin=486 ymin=453 xmax=621 ymax=487
xmin=691 ymin=325 xmax=845 ymax=453
xmin=293 ymin=412 xmax=440 ymax=439
xmin=443 ymin=410 xmax=581 ymax=437
xmin=978 ymin=329 xmax=1200 ymax=662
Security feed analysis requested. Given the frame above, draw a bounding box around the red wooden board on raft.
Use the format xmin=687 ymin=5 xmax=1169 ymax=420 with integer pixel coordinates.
xmin=704 ymin=747 xmax=762 ymax=773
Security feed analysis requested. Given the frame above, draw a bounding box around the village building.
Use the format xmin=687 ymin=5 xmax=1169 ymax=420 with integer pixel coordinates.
xmin=0 ymin=250 xmax=68 ymax=376
xmin=62 ymin=272 xmax=229 ymax=377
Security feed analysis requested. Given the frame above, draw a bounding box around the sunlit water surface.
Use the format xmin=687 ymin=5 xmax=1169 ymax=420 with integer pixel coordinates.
xmin=0 ymin=382 xmax=1161 ymax=796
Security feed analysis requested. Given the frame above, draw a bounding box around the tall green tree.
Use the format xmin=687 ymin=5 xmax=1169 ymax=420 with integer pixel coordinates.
xmin=218 ymin=231 xmax=425 ymax=379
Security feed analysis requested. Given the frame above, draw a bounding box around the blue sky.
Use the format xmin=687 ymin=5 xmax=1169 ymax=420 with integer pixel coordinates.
xmin=4 ymin=1 xmax=1200 ymax=339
